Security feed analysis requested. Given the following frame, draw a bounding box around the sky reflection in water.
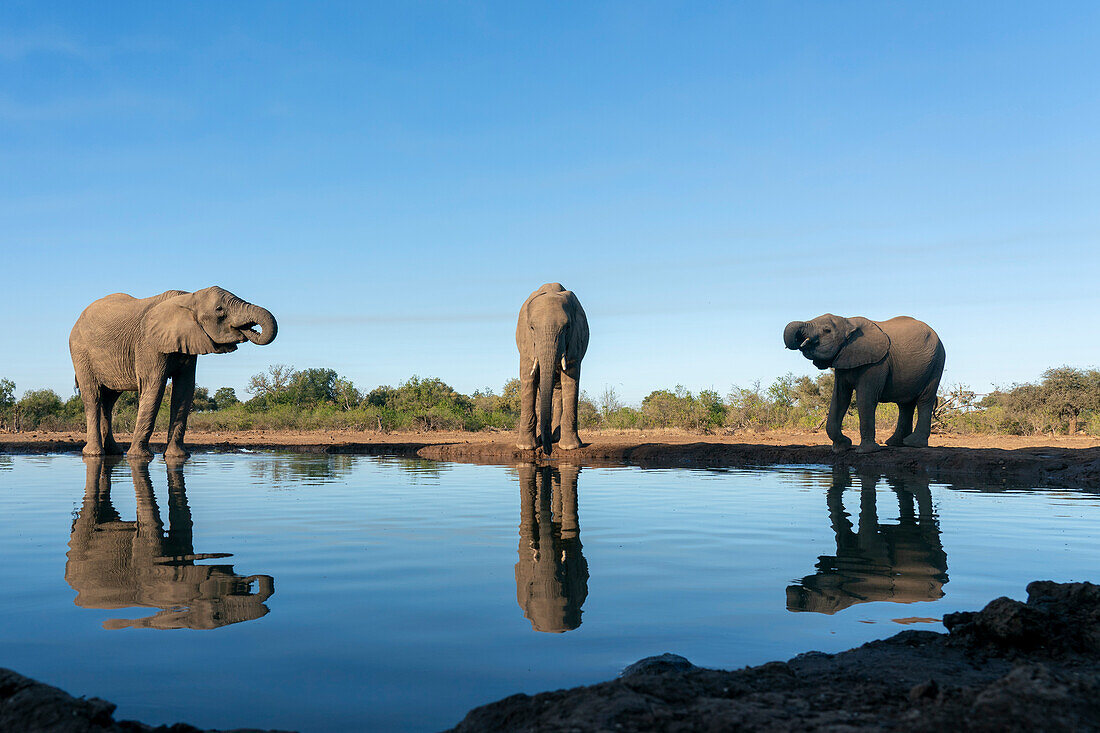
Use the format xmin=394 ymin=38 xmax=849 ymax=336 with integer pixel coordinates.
xmin=0 ymin=453 xmax=1097 ymax=731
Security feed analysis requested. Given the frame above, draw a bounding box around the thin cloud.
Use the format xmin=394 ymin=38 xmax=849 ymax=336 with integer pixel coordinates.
xmin=0 ymin=31 xmax=92 ymax=60
xmin=285 ymin=311 xmax=515 ymax=326
xmin=0 ymin=90 xmax=187 ymax=122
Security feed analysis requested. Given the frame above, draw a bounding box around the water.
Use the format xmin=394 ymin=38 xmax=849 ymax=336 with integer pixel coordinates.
xmin=0 ymin=453 xmax=1098 ymax=731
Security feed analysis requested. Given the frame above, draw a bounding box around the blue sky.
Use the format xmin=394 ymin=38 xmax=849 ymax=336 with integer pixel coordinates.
xmin=2 ymin=2 xmax=1099 ymax=404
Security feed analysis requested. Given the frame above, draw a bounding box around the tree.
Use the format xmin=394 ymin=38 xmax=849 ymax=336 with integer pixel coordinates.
xmin=334 ymin=377 xmax=362 ymax=410
xmin=16 ymin=389 xmax=64 ymax=429
xmin=214 ymin=387 xmax=240 ymax=409
xmin=287 ymin=368 xmax=339 ymax=407
xmin=248 ymin=364 xmax=295 ymax=399
xmin=0 ymin=379 xmax=14 ymax=410
xmin=192 ymin=386 xmax=217 ymax=412
xmin=598 ymin=386 xmax=623 ymax=418
xmin=1038 ymin=366 xmax=1100 ymax=434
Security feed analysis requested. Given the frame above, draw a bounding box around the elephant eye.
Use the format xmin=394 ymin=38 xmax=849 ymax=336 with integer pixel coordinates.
xmin=823 ymin=328 xmax=831 ymax=333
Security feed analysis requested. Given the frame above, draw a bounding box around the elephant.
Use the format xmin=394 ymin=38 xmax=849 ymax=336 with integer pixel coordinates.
xmin=515 ymin=283 xmax=589 ymax=454
xmin=786 ymin=467 xmax=948 ymax=615
xmin=70 ymin=286 xmax=277 ymax=459
xmin=784 ymin=314 xmax=945 ymax=453
xmin=66 ymin=457 xmax=275 ymax=630
xmin=515 ymin=463 xmax=588 ymax=632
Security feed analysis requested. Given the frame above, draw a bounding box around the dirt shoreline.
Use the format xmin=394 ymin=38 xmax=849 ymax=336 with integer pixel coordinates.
xmin=5 ymin=429 xmax=1100 ymax=488
xmin=447 ymin=580 xmax=1100 ymax=732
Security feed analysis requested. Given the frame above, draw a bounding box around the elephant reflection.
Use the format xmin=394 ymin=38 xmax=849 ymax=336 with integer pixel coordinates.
xmin=66 ymin=458 xmax=274 ymax=630
xmin=786 ymin=468 xmax=948 ymax=615
xmin=515 ymin=464 xmax=588 ymax=632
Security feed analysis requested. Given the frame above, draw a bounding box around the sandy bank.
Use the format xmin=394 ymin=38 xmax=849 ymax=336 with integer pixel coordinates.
xmin=4 ymin=429 xmax=1100 ymax=488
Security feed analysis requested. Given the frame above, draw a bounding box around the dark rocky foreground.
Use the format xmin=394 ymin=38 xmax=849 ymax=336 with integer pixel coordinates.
xmin=448 ymin=581 xmax=1100 ymax=732
xmin=0 ymin=668 xmax=286 ymax=733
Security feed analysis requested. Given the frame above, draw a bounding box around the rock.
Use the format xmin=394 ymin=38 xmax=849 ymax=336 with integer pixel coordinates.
xmin=448 ymin=581 xmax=1100 ymax=732
xmin=620 ymin=654 xmax=695 ymax=677
xmin=0 ymin=667 xmax=286 ymax=733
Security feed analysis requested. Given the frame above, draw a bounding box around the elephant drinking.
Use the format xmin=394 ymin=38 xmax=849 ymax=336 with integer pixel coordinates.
xmin=515 ymin=283 xmax=589 ymax=454
xmin=784 ymin=314 xmax=945 ymax=453
xmin=70 ymin=287 xmax=277 ymax=459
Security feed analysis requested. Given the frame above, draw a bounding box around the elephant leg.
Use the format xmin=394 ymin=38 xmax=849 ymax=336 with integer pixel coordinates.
xmin=99 ymin=389 xmax=124 ymax=455
xmin=558 ymin=366 xmax=582 ymax=450
xmin=827 ymin=379 xmax=854 ymax=452
xmin=886 ymin=402 xmax=915 ymax=447
xmin=165 ymin=362 xmax=195 ymax=460
xmin=905 ymin=396 xmax=936 ymax=447
xmin=516 ymin=357 xmax=538 ymax=450
xmin=74 ymin=360 xmax=106 ymax=456
xmin=551 ymin=382 xmax=563 ymax=443
xmin=905 ymin=345 xmax=945 ymax=448
xmin=905 ymin=369 xmax=942 ymax=447
xmin=128 ymin=361 xmax=168 ymax=459
xmin=854 ymin=387 xmax=883 ymax=453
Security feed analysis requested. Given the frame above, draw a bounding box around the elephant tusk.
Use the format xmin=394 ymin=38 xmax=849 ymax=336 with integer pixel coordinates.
xmin=561 ymin=355 xmax=567 ymax=371
xmin=530 ymin=358 xmax=538 ymax=376
xmin=800 ymin=338 xmax=811 ymax=349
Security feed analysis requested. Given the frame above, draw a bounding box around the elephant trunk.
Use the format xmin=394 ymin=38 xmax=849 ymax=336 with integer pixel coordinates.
xmin=248 ymin=575 xmax=275 ymax=601
xmin=237 ymin=303 xmax=278 ymax=345
xmin=537 ymin=336 xmax=559 ymax=454
xmin=784 ymin=321 xmax=808 ymax=350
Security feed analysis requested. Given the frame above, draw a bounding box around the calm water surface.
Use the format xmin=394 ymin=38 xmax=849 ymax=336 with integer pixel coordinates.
xmin=0 ymin=453 xmax=1098 ymax=731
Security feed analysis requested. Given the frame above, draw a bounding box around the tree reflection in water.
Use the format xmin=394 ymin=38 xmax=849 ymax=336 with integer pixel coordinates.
xmin=787 ymin=466 xmax=948 ymax=615
xmin=515 ymin=464 xmax=589 ymax=633
xmin=66 ymin=457 xmax=274 ymax=630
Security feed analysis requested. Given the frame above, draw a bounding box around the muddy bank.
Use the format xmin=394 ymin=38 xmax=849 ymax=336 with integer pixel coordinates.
xmin=449 ymin=580 xmax=1100 ymax=732
xmin=0 ymin=666 xmax=284 ymax=732
xmin=5 ymin=431 xmax=1100 ymax=489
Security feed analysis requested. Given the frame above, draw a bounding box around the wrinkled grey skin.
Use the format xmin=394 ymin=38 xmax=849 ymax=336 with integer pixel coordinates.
xmin=70 ymin=287 xmax=277 ymax=459
xmin=515 ymin=283 xmax=589 ymax=454
xmin=784 ymin=314 xmax=945 ymax=453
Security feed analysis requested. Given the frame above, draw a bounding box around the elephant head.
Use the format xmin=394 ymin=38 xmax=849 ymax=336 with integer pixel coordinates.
xmin=784 ymin=314 xmax=889 ymax=370
xmin=520 ymin=285 xmax=588 ymax=453
xmin=146 ymin=286 xmax=277 ymax=355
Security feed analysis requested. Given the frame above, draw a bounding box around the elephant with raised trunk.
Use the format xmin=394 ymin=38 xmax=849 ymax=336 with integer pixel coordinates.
xmin=786 ymin=467 xmax=948 ymax=615
xmin=515 ymin=283 xmax=589 ymax=454
xmin=70 ymin=287 xmax=277 ymax=459
xmin=784 ymin=314 xmax=944 ymax=453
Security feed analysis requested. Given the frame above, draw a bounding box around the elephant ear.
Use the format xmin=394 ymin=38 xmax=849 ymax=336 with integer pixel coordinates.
xmin=145 ymin=296 xmax=234 ymax=355
xmin=563 ymin=291 xmax=589 ymax=367
xmin=832 ymin=317 xmax=889 ymax=370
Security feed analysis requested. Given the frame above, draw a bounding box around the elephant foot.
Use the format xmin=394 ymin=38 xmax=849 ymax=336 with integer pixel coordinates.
xmin=103 ymin=441 xmax=125 ymax=456
xmin=902 ymin=434 xmax=929 ymax=448
xmin=856 ymin=441 xmax=884 ymax=454
xmin=82 ymin=444 xmax=105 ymax=457
xmin=126 ymin=446 xmax=154 ymax=461
xmin=515 ymin=436 xmax=537 ymax=451
xmin=164 ymin=447 xmax=190 ymax=461
xmin=885 ymin=436 xmax=907 ymax=447
xmin=831 ymin=439 xmax=853 ymax=454
xmin=559 ymin=436 xmax=582 ymax=451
